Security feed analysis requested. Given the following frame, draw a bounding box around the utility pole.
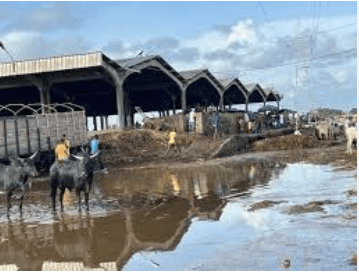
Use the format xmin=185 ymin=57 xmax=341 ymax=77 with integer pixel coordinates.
xmin=0 ymin=41 xmax=15 ymax=71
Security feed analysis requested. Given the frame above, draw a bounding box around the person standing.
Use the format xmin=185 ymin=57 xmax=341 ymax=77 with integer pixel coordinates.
xmin=166 ymin=129 xmax=179 ymax=156
xmin=90 ymin=135 xmax=107 ymax=172
xmin=212 ymin=111 xmax=220 ymax=139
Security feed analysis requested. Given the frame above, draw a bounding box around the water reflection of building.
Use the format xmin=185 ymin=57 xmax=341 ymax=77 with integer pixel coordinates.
xmin=0 ymin=197 xmax=193 ymax=270
xmin=0 ymin=159 xmax=286 ymax=270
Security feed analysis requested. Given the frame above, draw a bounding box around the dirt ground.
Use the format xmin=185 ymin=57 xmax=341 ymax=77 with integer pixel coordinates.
xmin=95 ymin=129 xmax=357 ymax=171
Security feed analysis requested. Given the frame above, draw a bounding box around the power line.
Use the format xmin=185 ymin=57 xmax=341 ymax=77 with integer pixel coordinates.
xmin=257 ymin=1 xmax=270 ymax=22
xmin=254 ymin=22 xmax=356 ymax=46
xmin=211 ymin=48 xmax=356 ymax=74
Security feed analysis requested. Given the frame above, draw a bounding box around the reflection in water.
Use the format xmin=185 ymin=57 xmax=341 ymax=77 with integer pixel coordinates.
xmin=0 ymin=159 xmax=287 ymax=270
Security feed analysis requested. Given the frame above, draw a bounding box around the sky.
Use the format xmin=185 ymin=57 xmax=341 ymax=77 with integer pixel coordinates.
xmin=0 ymin=1 xmax=357 ymax=115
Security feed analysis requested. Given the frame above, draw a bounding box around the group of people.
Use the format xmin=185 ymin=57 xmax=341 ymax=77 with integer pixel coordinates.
xmin=54 ymin=134 xmax=106 ymax=171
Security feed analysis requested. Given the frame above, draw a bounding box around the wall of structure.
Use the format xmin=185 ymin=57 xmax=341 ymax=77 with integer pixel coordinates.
xmin=0 ymin=111 xmax=86 ymax=158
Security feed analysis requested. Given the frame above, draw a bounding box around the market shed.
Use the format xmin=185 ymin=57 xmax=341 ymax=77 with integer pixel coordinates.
xmin=262 ymin=87 xmax=282 ymax=109
xmin=245 ymin=83 xmax=266 ymax=111
xmin=116 ymin=55 xmax=187 ymax=124
xmin=220 ymin=78 xmax=248 ymax=111
xmin=180 ymin=69 xmax=223 ymax=110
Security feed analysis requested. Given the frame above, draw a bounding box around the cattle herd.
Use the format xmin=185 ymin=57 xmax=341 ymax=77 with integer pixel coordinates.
xmin=0 ymin=150 xmax=99 ymax=217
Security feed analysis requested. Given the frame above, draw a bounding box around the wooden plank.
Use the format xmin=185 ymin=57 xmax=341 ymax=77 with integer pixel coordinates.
xmin=3 ymin=120 xmax=7 ymax=158
xmin=14 ymin=118 xmax=20 ymax=156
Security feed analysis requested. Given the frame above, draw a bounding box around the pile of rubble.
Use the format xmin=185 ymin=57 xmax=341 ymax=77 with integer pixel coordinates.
xmin=252 ymin=134 xmax=323 ymax=152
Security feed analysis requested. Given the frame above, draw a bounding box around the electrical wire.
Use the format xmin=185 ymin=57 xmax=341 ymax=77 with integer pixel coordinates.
xmin=210 ymin=48 xmax=356 ymax=74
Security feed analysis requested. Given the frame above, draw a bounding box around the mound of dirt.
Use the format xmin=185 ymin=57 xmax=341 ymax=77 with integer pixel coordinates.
xmin=252 ymin=135 xmax=324 ymax=152
xmin=98 ymin=129 xmax=197 ymax=159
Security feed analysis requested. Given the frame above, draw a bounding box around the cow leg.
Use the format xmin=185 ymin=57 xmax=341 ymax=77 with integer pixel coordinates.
xmin=85 ymin=184 xmax=90 ymax=211
xmin=76 ymin=189 xmax=82 ymax=212
xmin=50 ymin=187 xmax=57 ymax=212
xmin=59 ymin=188 xmax=65 ymax=213
xmin=19 ymin=185 xmax=25 ymax=215
xmin=6 ymin=191 xmax=12 ymax=217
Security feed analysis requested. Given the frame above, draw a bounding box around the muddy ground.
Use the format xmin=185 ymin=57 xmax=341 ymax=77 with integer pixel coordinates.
xmin=0 ymin=129 xmax=356 ymax=270
xmin=97 ymin=129 xmax=356 ymax=172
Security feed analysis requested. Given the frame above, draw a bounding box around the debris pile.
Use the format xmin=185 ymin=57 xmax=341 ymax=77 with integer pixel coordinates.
xmin=252 ymin=134 xmax=322 ymax=151
xmin=99 ymin=129 xmax=197 ymax=159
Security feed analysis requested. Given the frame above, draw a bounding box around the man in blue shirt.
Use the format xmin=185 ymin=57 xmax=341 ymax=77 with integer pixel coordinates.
xmin=90 ymin=135 xmax=107 ymax=172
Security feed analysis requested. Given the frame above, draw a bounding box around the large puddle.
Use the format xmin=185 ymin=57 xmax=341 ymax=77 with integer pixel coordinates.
xmin=0 ymin=159 xmax=356 ymax=270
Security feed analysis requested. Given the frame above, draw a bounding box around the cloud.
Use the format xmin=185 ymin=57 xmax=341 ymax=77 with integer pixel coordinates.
xmin=0 ymin=31 xmax=91 ymax=62
xmin=143 ymin=37 xmax=180 ymax=53
xmin=102 ymin=40 xmax=127 ymax=58
xmin=168 ymin=47 xmax=200 ymax=65
xmin=6 ymin=2 xmax=83 ymax=32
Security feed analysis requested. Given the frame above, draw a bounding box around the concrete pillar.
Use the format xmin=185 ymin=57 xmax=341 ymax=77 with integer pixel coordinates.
xmin=126 ymin=114 xmax=132 ymax=128
xmin=130 ymin=113 xmax=134 ymax=127
xmin=93 ymin=116 xmax=97 ymax=131
xmin=245 ymin=98 xmax=249 ymax=112
xmin=100 ymin=116 xmax=104 ymax=130
xmin=28 ymin=75 xmax=51 ymax=114
xmin=264 ymin=101 xmax=266 ymax=106
xmin=102 ymin=64 xmax=127 ymax=130
xmin=105 ymin=116 xmax=109 ymax=129
xmin=219 ymin=95 xmax=224 ymax=112
xmin=181 ymin=87 xmax=187 ymax=115
xmin=166 ymin=109 xmax=170 ymax=116
xmin=158 ymin=111 xmax=162 ymax=118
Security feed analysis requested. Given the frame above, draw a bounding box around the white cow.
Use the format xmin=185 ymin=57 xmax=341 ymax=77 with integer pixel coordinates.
xmin=345 ymin=121 xmax=357 ymax=154
xmin=316 ymin=122 xmax=330 ymax=140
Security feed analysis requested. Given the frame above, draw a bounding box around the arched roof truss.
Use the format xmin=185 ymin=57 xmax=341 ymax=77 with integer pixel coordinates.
xmin=221 ymin=78 xmax=247 ymax=105
xmin=116 ymin=55 xmax=185 ymax=89
xmin=263 ymin=88 xmax=282 ymax=102
xmin=181 ymin=69 xmax=223 ymax=94
xmin=246 ymin=83 xmax=266 ymax=103
xmin=181 ymin=69 xmax=223 ymax=108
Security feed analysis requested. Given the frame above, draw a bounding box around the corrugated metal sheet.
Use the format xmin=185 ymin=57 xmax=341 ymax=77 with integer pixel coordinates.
xmin=0 ymin=52 xmax=103 ymax=78
xmin=116 ymin=55 xmax=156 ymax=68
xmin=244 ymin=83 xmax=257 ymax=92
xmin=179 ymin=69 xmax=206 ymax=80
xmin=218 ymin=78 xmax=234 ymax=88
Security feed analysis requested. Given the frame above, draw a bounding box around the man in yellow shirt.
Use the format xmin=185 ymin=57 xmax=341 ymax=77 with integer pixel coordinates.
xmin=55 ymin=137 xmax=70 ymax=162
xmin=166 ymin=128 xmax=179 ymax=156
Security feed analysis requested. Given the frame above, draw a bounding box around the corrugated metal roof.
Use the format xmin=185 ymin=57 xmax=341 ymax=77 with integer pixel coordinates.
xmin=116 ymin=55 xmax=157 ymax=68
xmin=179 ymin=69 xmax=206 ymax=80
xmin=0 ymin=52 xmax=104 ymax=78
xmin=218 ymin=78 xmax=234 ymax=87
xmin=244 ymin=83 xmax=258 ymax=92
xmin=116 ymin=55 xmax=186 ymax=83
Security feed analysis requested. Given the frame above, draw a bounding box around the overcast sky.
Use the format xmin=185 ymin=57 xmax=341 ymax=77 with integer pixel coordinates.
xmin=0 ymin=1 xmax=357 ymax=113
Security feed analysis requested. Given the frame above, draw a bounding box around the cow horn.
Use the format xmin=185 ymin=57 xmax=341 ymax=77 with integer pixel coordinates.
xmin=90 ymin=151 xmax=100 ymax=158
xmin=72 ymin=154 xmax=84 ymax=160
xmin=29 ymin=150 xmax=38 ymax=160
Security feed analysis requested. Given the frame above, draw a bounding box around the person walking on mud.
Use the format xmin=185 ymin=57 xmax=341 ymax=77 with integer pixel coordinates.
xmin=166 ymin=128 xmax=179 ymax=156
xmin=212 ymin=111 xmax=220 ymax=139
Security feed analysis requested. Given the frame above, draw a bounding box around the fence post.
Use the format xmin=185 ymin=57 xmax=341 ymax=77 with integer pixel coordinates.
xmin=26 ymin=118 xmax=31 ymax=154
xmin=37 ymin=127 xmax=41 ymax=151
xmin=3 ymin=121 xmax=8 ymax=158
xmin=14 ymin=118 xmax=20 ymax=157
